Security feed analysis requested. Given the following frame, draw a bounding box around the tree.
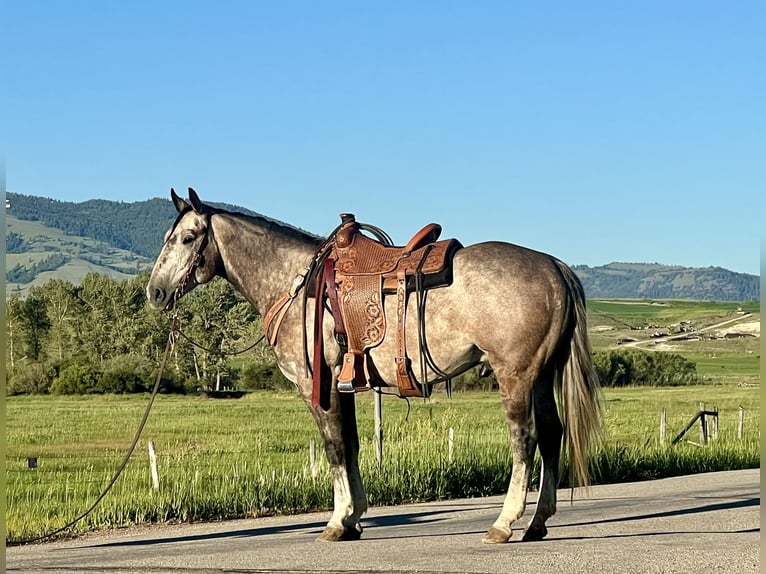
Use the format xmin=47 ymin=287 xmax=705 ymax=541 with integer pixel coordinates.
xmin=77 ymin=272 xmax=147 ymax=363
xmin=4 ymin=270 xmax=270 ymax=395
xmin=15 ymin=288 xmax=51 ymax=361
xmin=176 ymin=278 xmax=257 ymax=390
xmin=38 ymin=279 xmax=84 ymax=361
xmin=6 ymin=293 xmax=23 ymax=369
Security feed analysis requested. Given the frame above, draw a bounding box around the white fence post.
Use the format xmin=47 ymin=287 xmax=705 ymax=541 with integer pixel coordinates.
xmin=374 ymin=391 xmax=383 ymax=469
xmin=148 ymin=440 xmax=160 ymax=490
xmin=310 ymin=437 xmax=319 ymax=478
xmin=448 ymin=427 xmax=454 ymax=463
xmin=738 ymin=406 xmax=745 ymax=440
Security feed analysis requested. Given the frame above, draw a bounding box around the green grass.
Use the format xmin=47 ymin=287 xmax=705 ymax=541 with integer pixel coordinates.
xmin=681 ymin=350 xmax=760 ymax=378
xmin=6 ymin=382 xmax=760 ymax=543
xmin=588 ymin=299 xmax=756 ymax=326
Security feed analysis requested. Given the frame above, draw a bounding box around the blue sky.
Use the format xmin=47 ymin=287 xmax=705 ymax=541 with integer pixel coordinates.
xmin=4 ymin=1 xmax=763 ymax=275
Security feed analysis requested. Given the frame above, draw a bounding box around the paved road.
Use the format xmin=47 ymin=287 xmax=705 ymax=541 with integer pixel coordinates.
xmin=6 ymin=469 xmax=760 ymax=574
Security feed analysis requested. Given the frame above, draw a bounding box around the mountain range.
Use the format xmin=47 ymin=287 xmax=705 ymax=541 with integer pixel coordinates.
xmin=4 ymin=192 xmax=760 ymax=301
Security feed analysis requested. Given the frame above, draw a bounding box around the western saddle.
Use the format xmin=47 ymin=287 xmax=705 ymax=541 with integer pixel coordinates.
xmin=265 ymin=213 xmax=463 ymax=410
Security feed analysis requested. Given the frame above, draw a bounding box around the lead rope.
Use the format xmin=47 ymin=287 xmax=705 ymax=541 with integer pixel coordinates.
xmin=174 ymin=324 xmax=265 ymax=357
xmin=16 ymin=239 xmax=211 ymax=545
xmin=14 ymin=317 xmax=180 ymax=545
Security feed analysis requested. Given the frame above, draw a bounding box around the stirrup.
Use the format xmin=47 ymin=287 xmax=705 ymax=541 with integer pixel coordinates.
xmin=338 ymin=352 xmax=358 ymax=393
xmin=337 ymin=381 xmax=355 ymax=393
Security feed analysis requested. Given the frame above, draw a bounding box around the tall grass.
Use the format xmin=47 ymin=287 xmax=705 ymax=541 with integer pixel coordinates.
xmin=6 ymin=384 xmax=760 ymax=543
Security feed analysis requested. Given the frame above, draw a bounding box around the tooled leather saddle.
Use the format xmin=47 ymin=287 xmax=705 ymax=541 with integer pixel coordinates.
xmin=263 ymin=213 xmax=463 ymax=410
xmin=313 ymin=214 xmax=463 ymax=408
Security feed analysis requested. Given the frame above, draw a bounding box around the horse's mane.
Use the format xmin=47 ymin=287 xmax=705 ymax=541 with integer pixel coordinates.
xmin=211 ymin=204 xmax=323 ymax=244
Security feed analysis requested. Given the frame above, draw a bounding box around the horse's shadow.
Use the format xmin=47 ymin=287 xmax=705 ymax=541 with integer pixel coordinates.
xmin=560 ymin=496 xmax=759 ymax=528
xmin=70 ymin=504 xmax=499 ymax=549
xmin=543 ymin=496 xmax=761 ymax=542
xmin=68 ymin=496 xmax=759 ymax=549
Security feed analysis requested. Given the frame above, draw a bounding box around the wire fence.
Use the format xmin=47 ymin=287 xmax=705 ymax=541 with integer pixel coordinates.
xmin=7 ymin=406 xmax=760 ymax=489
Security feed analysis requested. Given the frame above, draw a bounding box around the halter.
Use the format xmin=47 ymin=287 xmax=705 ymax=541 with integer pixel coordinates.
xmin=170 ymin=207 xmax=213 ymax=303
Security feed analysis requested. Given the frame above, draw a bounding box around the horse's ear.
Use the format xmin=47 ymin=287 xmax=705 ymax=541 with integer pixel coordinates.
xmin=171 ymin=188 xmax=189 ymax=213
xmin=188 ymin=187 xmax=203 ymax=213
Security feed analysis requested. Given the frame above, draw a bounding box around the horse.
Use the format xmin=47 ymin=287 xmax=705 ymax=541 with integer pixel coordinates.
xmin=146 ymin=187 xmax=602 ymax=543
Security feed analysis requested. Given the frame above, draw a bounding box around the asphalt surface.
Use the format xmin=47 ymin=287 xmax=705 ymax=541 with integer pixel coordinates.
xmin=5 ymin=468 xmax=760 ymax=574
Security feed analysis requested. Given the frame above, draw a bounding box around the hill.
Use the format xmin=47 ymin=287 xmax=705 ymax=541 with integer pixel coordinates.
xmin=573 ymin=262 xmax=759 ymax=302
xmin=6 ymin=192 xmax=260 ymax=259
xmin=5 ymin=214 xmax=158 ymax=294
xmin=4 ymin=193 xmax=760 ymax=301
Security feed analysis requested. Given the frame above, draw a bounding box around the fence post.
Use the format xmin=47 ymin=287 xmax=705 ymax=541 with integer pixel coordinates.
xmin=310 ymin=437 xmax=319 ymax=478
xmin=659 ymin=408 xmax=667 ymax=443
xmin=711 ymin=405 xmax=718 ymax=440
xmin=738 ymin=406 xmax=745 ymax=440
xmin=374 ymin=391 xmax=383 ymax=469
xmin=448 ymin=427 xmax=454 ymax=463
xmin=699 ymin=402 xmax=707 ymax=444
xmin=148 ymin=440 xmax=160 ymax=490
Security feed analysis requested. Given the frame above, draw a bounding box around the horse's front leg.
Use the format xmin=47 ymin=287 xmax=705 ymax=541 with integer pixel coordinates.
xmin=308 ymin=382 xmax=368 ymax=542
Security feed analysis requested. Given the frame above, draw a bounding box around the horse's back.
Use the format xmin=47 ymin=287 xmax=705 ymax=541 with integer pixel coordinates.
xmin=451 ymin=240 xmax=571 ymax=301
xmin=431 ymin=240 xmax=575 ymax=360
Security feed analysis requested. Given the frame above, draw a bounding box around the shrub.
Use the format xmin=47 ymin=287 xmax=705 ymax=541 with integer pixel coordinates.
xmin=450 ymin=366 xmax=497 ymax=392
xmin=593 ymin=349 xmax=699 ymax=387
xmin=99 ymin=354 xmax=154 ymax=393
xmin=159 ymin=370 xmax=191 ymax=394
xmin=50 ymin=362 xmax=103 ymax=394
xmin=239 ymin=362 xmax=293 ymax=391
xmin=7 ymin=362 xmax=56 ymax=395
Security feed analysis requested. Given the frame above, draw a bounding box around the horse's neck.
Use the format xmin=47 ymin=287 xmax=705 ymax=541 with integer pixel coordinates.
xmin=212 ymin=213 xmax=318 ymax=314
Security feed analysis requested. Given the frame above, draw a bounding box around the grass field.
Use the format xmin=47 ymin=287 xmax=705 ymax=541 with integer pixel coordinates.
xmin=5 ymin=299 xmax=760 ymax=541
xmin=6 ymin=381 xmax=760 ymax=543
xmin=588 ymin=299 xmax=759 ymax=326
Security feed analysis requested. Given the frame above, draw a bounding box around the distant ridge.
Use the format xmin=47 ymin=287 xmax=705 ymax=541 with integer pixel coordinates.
xmin=4 ymin=192 xmax=760 ymax=301
xmin=5 ymin=192 xmax=264 ymax=259
xmin=573 ymin=262 xmax=759 ymax=302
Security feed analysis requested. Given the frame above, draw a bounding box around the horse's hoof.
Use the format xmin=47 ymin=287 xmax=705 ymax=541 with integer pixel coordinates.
xmin=316 ymin=525 xmax=345 ymax=542
xmin=316 ymin=524 xmax=363 ymax=542
xmin=521 ymin=524 xmax=548 ymax=542
xmin=341 ymin=523 xmax=363 ymax=541
xmin=482 ymin=526 xmax=511 ymax=544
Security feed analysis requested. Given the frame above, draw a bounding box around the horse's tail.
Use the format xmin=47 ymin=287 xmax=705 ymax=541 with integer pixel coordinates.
xmin=554 ymin=259 xmax=603 ymax=488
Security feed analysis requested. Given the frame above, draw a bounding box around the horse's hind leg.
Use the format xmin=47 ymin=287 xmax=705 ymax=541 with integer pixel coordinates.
xmin=310 ymin=391 xmax=368 ymax=542
xmin=522 ymin=370 xmax=563 ymax=541
xmin=483 ymin=370 xmax=538 ymax=544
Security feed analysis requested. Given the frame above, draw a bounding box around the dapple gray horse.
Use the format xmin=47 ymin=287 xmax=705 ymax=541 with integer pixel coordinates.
xmin=146 ymin=188 xmax=602 ymax=543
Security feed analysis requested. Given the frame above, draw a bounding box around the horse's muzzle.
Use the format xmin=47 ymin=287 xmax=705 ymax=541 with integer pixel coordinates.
xmin=147 ymin=286 xmax=172 ymax=311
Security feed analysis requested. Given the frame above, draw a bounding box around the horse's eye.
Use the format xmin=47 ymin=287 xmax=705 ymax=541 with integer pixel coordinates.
xmin=182 ymin=235 xmax=195 ymax=245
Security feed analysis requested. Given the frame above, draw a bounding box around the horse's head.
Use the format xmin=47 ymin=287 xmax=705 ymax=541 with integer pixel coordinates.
xmin=146 ymin=187 xmax=221 ymax=311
